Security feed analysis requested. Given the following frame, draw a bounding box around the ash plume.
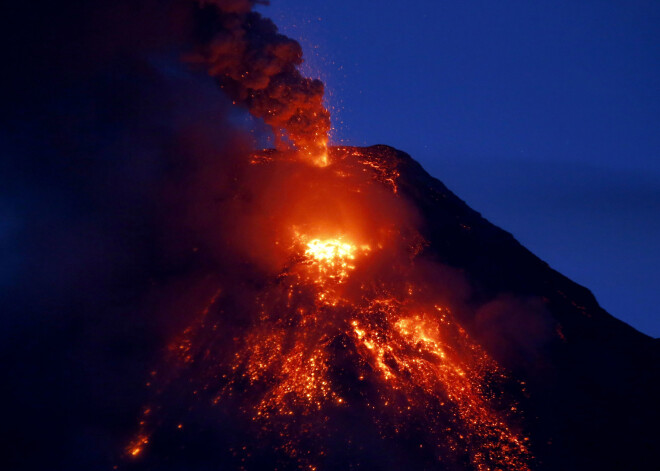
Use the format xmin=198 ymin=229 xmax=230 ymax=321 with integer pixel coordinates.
xmin=190 ymin=0 xmax=332 ymax=162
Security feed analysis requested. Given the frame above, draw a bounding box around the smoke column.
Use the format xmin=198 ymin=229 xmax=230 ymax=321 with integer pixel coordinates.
xmin=191 ymin=0 xmax=332 ymax=165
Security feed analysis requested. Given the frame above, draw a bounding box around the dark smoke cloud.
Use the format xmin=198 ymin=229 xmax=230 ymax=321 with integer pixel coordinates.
xmin=0 ymin=0 xmax=334 ymax=466
xmin=201 ymin=0 xmax=268 ymax=14
xmin=190 ymin=0 xmax=332 ymax=161
xmin=0 ymin=1 xmax=265 ymax=469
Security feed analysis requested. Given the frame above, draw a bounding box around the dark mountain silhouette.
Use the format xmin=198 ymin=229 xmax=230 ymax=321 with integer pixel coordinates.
xmin=372 ymin=145 xmax=660 ymax=470
xmin=119 ymin=145 xmax=659 ymax=471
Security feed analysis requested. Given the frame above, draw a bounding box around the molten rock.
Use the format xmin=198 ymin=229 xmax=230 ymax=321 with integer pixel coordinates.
xmin=126 ymin=146 xmax=659 ymax=471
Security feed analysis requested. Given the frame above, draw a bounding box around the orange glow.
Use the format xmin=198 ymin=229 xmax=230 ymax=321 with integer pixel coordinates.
xmin=127 ymin=435 xmax=149 ymax=458
xmin=298 ymin=235 xmax=370 ymax=285
xmin=351 ymin=307 xmax=530 ymax=469
xmin=305 ymin=238 xmax=356 ymax=263
xmin=313 ymin=149 xmax=330 ymax=167
xmin=302 ymin=135 xmax=330 ymax=167
xmin=129 ymin=147 xmax=532 ymax=470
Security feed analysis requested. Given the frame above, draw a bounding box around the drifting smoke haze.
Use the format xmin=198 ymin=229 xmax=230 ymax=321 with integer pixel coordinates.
xmin=0 ymin=1 xmax=335 ymax=468
xmin=1 ymin=1 xmax=254 ymax=468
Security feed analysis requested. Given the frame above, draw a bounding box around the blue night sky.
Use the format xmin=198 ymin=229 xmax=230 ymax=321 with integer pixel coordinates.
xmin=259 ymin=0 xmax=660 ymax=337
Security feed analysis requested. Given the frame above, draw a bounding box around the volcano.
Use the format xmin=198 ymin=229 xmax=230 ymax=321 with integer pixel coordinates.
xmin=125 ymin=145 xmax=659 ymax=471
xmin=4 ymin=2 xmax=658 ymax=470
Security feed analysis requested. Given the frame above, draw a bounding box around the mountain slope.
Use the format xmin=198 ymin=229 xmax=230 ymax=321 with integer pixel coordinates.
xmin=122 ymin=144 xmax=659 ymax=471
xmin=368 ymin=144 xmax=659 ymax=470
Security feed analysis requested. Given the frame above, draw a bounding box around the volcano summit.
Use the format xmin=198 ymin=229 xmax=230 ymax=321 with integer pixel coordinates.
xmin=124 ymin=145 xmax=660 ymax=471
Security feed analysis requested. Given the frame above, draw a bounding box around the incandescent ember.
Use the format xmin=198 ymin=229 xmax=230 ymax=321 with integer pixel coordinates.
xmin=128 ymin=146 xmax=532 ymax=470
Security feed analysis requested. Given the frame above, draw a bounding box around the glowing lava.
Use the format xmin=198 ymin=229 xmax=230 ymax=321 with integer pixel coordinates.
xmin=304 ymin=238 xmax=356 ymax=264
xmin=128 ymin=147 xmax=532 ymax=470
xmin=297 ymin=234 xmax=371 ymax=286
xmin=312 ymin=147 xmax=330 ymax=167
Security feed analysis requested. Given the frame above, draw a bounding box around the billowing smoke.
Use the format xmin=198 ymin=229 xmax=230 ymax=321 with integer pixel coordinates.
xmin=0 ymin=2 xmax=261 ymax=469
xmin=189 ymin=0 xmax=332 ymax=163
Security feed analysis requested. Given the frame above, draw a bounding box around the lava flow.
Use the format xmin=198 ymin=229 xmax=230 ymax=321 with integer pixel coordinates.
xmin=127 ymin=147 xmax=532 ymax=470
xmin=126 ymin=2 xmax=531 ymax=469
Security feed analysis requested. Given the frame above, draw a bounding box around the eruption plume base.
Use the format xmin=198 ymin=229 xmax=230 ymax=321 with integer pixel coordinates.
xmin=192 ymin=0 xmax=332 ymax=165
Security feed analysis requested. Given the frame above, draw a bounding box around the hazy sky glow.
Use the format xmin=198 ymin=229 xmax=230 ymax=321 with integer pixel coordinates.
xmin=259 ymin=0 xmax=660 ymax=336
